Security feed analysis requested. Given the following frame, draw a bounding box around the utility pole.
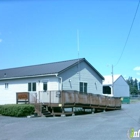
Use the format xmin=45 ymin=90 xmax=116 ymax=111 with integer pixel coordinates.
xmin=111 ymin=65 xmax=114 ymax=96
xmin=77 ymin=30 xmax=80 ymax=94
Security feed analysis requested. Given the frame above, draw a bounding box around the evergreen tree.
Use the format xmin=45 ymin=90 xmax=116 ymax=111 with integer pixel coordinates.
xmin=126 ymin=77 xmax=138 ymax=95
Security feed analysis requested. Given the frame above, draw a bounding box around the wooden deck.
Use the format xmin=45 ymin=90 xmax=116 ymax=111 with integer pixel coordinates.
xmin=29 ymin=90 xmax=121 ymax=116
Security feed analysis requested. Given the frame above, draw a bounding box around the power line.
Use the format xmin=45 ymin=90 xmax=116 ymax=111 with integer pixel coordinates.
xmin=114 ymin=0 xmax=140 ymax=66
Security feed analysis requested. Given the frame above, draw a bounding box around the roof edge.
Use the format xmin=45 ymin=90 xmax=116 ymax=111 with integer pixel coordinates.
xmin=58 ymin=58 xmax=104 ymax=80
xmin=84 ymin=59 xmax=104 ymax=80
xmin=0 ymin=58 xmax=83 ymax=71
xmin=58 ymin=58 xmax=85 ymax=74
xmin=0 ymin=73 xmax=58 ymax=81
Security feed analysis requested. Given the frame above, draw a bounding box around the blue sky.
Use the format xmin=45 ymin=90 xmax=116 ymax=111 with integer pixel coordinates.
xmin=0 ymin=0 xmax=140 ymax=80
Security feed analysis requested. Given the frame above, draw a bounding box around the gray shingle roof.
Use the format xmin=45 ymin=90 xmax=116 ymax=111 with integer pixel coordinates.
xmin=0 ymin=58 xmax=104 ymax=80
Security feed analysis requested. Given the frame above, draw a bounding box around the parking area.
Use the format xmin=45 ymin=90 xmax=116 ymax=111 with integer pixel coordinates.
xmin=0 ymin=102 xmax=140 ymax=140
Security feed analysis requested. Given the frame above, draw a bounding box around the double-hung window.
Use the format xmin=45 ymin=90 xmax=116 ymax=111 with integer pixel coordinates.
xmin=28 ymin=82 xmax=36 ymax=91
xmin=43 ymin=82 xmax=47 ymax=91
xmin=79 ymin=82 xmax=87 ymax=93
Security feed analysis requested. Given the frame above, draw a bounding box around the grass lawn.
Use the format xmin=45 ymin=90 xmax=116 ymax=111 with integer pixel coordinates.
xmin=130 ymin=98 xmax=140 ymax=103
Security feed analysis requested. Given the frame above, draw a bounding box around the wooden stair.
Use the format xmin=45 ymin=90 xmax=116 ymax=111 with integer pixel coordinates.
xmin=42 ymin=105 xmax=53 ymax=117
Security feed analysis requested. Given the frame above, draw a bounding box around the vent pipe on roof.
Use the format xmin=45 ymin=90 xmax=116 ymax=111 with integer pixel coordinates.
xmin=4 ymin=73 xmax=7 ymax=77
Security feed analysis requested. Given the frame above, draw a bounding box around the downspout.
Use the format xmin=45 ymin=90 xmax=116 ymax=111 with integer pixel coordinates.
xmin=55 ymin=74 xmax=64 ymax=114
xmin=55 ymin=74 xmax=62 ymax=91
xmin=56 ymin=74 xmax=63 ymax=107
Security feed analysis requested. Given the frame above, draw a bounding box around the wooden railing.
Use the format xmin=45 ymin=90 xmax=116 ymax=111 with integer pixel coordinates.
xmin=29 ymin=90 xmax=121 ymax=109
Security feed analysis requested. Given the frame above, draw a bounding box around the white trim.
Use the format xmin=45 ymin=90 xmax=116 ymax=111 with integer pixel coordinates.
xmin=43 ymin=82 xmax=48 ymax=91
xmin=0 ymin=73 xmax=58 ymax=81
xmin=79 ymin=81 xmax=88 ymax=93
xmin=55 ymin=75 xmax=62 ymax=91
xmin=41 ymin=79 xmax=49 ymax=82
xmin=28 ymin=82 xmax=36 ymax=92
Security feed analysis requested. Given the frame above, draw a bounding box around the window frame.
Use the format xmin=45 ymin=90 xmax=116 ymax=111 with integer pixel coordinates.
xmin=43 ymin=82 xmax=47 ymax=91
xmin=32 ymin=82 xmax=36 ymax=91
xmin=28 ymin=82 xmax=36 ymax=91
xmin=79 ymin=82 xmax=88 ymax=93
xmin=28 ymin=83 xmax=31 ymax=91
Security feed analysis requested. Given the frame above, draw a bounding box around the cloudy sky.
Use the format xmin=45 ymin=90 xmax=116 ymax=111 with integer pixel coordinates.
xmin=0 ymin=0 xmax=140 ymax=80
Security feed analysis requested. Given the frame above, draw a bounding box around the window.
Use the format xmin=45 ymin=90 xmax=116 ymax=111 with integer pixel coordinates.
xmin=103 ymin=86 xmax=111 ymax=94
xmin=43 ymin=82 xmax=47 ymax=91
xmin=79 ymin=82 xmax=87 ymax=93
xmin=80 ymin=82 xmax=83 ymax=93
xmin=28 ymin=82 xmax=36 ymax=91
xmin=5 ymin=83 xmax=8 ymax=89
xmin=84 ymin=83 xmax=87 ymax=93
xmin=32 ymin=83 xmax=36 ymax=91
xmin=28 ymin=83 xmax=31 ymax=91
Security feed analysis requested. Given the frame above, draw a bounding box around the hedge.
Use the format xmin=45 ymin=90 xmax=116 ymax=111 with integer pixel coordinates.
xmin=0 ymin=104 xmax=35 ymax=117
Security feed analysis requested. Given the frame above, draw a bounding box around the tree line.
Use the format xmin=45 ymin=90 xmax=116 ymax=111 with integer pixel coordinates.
xmin=126 ymin=77 xmax=140 ymax=95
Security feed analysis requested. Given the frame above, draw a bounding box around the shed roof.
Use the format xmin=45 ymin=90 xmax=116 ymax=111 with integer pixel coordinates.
xmin=103 ymin=75 xmax=121 ymax=85
xmin=0 ymin=58 xmax=104 ymax=80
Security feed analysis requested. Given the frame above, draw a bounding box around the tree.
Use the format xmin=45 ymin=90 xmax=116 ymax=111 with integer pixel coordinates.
xmin=126 ymin=77 xmax=139 ymax=95
xmin=134 ymin=79 xmax=138 ymax=89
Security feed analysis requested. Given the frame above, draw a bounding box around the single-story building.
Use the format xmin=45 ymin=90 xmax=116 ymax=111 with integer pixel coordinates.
xmin=0 ymin=58 xmax=104 ymax=105
xmin=103 ymin=75 xmax=130 ymax=103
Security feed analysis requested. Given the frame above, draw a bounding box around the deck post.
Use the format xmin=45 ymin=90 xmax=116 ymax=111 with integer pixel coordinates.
xmin=61 ymin=107 xmax=65 ymax=117
xmin=74 ymin=91 xmax=76 ymax=104
xmin=50 ymin=91 xmax=51 ymax=107
xmin=61 ymin=91 xmax=64 ymax=106
xmin=39 ymin=91 xmax=42 ymax=116
xmin=83 ymin=108 xmax=85 ymax=112
xmin=72 ymin=107 xmax=75 ymax=116
xmin=91 ymin=108 xmax=94 ymax=114
xmin=52 ymin=107 xmax=55 ymax=117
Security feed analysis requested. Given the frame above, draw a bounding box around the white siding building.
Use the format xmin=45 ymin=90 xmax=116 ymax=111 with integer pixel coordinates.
xmin=0 ymin=77 xmax=60 ymax=105
xmin=0 ymin=58 xmax=104 ymax=105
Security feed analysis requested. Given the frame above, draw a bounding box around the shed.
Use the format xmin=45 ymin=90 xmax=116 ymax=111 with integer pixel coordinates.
xmin=103 ymin=75 xmax=130 ymax=103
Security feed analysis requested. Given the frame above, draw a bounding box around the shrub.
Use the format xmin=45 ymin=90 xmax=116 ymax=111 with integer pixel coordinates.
xmin=0 ymin=104 xmax=35 ymax=117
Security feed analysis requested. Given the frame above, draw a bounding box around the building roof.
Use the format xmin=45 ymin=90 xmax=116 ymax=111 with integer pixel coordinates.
xmin=0 ymin=58 xmax=104 ymax=80
xmin=103 ymin=75 xmax=121 ymax=85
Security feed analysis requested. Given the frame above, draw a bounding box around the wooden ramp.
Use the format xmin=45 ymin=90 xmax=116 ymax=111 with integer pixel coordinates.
xmin=29 ymin=90 xmax=121 ymax=117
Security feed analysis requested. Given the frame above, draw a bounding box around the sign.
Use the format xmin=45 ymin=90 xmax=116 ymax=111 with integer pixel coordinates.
xmin=16 ymin=92 xmax=29 ymax=104
xmin=17 ymin=93 xmax=28 ymax=100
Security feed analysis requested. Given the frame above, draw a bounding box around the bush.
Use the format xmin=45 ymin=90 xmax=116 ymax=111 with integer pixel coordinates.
xmin=0 ymin=104 xmax=35 ymax=117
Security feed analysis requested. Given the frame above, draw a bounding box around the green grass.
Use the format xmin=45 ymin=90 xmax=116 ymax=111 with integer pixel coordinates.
xmin=130 ymin=98 xmax=140 ymax=103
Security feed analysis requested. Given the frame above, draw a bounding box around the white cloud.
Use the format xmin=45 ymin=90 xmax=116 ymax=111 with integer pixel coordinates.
xmin=0 ymin=39 xmax=2 ymax=43
xmin=133 ymin=66 xmax=140 ymax=71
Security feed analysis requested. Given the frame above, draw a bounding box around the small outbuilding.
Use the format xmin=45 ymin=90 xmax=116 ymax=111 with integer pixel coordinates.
xmin=103 ymin=75 xmax=130 ymax=103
